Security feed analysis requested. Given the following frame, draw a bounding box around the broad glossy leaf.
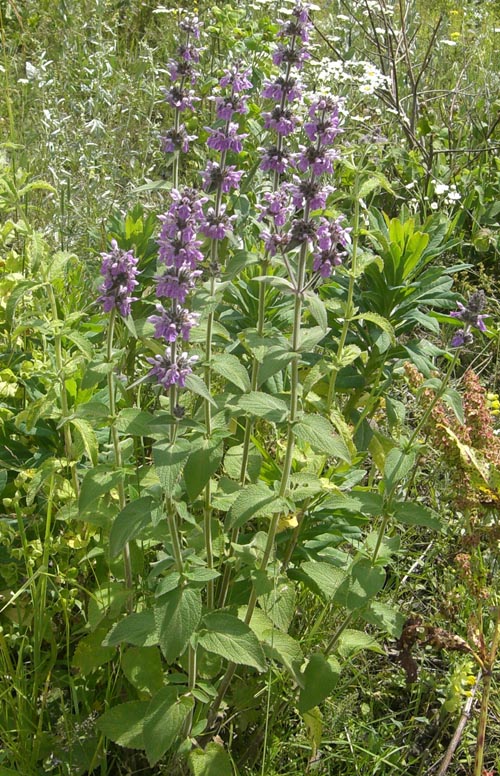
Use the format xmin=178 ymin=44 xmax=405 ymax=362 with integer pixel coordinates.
xmin=153 ymin=438 xmax=191 ymax=497
xmin=184 ymin=440 xmax=223 ymax=500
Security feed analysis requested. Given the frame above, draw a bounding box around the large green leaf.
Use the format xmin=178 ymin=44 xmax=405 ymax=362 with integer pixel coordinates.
xmin=212 ymin=353 xmax=251 ymax=392
xmin=79 ymin=467 xmax=123 ymax=515
xmin=97 ymin=701 xmax=149 ymax=749
xmin=337 ymin=629 xmax=384 ymax=658
xmin=153 ymin=438 xmax=191 ymax=497
xmin=189 ymin=743 xmax=234 ymax=776
xmin=121 ymin=647 xmax=164 ymax=695
xmin=143 ymin=687 xmax=194 ymax=766
xmin=155 ymin=587 xmax=202 ymax=663
xmin=103 ymin=610 xmax=158 ymax=648
xmin=198 ymin=614 xmax=266 ymax=671
xmin=184 ymin=440 xmax=223 ymax=500
xmin=235 ymin=391 xmax=288 ymax=423
xmin=393 ymin=501 xmax=441 ymax=530
xmin=293 ymin=415 xmax=351 ymax=461
xmin=298 ymin=653 xmax=340 ymax=713
xmin=334 ymin=559 xmax=386 ymax=611
xmin=110 ymin=496 xmax=155 ymax=558
xmin=227 ymin=482 xmax=281 ymax=530
xmin=300 ymin=561 xmax=348 ymax=600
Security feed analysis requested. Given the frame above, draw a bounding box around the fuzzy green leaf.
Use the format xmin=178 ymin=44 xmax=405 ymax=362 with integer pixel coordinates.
xmin=189 ymin=743 xmax=234 ymax=776
xmin=97 ymin=701 xmax=149 ymax=749
xmin=212 ymin=353 xmax=251 ymax=392
xmin=298 ymin=653 xmax=340 ymax=712
xmin=184 ymin=440 xmax=223 ymax=500
xmin=103 ymin=610 xmax=158 ymax=648
xmin=155 ymin=587 xmax=202 ymax=663
xmin=293 ymin=415 xmax=351 ymax=461
xmin=143 ymin=687 xmax=194 ymax=766
xmin=236 ymin=391 xmax=288 ymax=423
xmin=153 ymin=439 xmax=191 ymax=497
xmin=199 ymin=613 xmax=266 ymax=671
xmin=110 ymin=496 xmax=154 ymax=558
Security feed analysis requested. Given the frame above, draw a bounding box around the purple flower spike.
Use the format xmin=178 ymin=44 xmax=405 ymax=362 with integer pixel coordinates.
xmin=155 ymin=265 xmax=202 ymax=303
xmin=449 ymin=290 xmax=487 ymax=348
xmin=312 ymin=216 xmax=351 ymax=278
xmin=260 ymin=146 xmax=290 ymax=174
xmin=294 ymin=146 xmax=339 ymax=176
xmin=219 ymin=66 xmax=252 ymax=93
xmin=260 ymin=229 xmax=290 ymax=257
xmin=257 ymin=187 xmax=293 ymax=227
xmin=147 ymin=351 xmax=199 ymax=390
xmin=272 ymin=44 xmax=310 ymax=69
xmin=263 ymin=106 xmax=298 ymax=137
xmin=161 ymin=125 xmax=197 ymax=154
xmin=162 ymin=85 xmax=200 ymax=112
xmin=214 ymin=94 xmax=249 ymax=121
xmin=98 ymin=239 xmax=139 ymax=318
xmin=206 ymin=123 xmax=248 ymax=154
xmin=200 ymin=161 xmax=243 ymax=194
xmin=200 ymin=206 xmax=236 ymax=240
xmin=179 ymin=15 xmax=201 ymax=40
xmin=148 ymin=303 xmax=200 ymax=343
xmin=262 ymin=76 xmax=302 ymax=103
xmin=286 ymin=177 xmax=334 ymax=211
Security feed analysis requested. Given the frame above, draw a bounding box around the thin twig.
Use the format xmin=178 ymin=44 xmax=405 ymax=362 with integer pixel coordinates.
xmin=433 ymin=671 xmax=481 ymax=776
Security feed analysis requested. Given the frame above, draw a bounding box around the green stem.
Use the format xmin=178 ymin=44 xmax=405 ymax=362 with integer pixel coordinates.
xmin=473 ymin=607 xmax=500 ymax=776
xmin=326 ymin=188 xmax=360 ymax=411
xmin=372 ymin=350 xmax=459 ymax=563
xmin=106 ymin=310 xmax=133 ymax=605
xmin=209 ymin=230 xmax=309 ymax=728
xmin=47 ymin=284 xmax=79 ymax=497
xmin=324 ymin=611 xmax=354 ymax=655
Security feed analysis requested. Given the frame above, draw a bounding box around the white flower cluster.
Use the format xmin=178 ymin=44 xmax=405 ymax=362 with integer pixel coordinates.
xmin=308 ymin=57 xmax=389 ymax=97
xmin=431 ymin=182 xmax=461 ymax=208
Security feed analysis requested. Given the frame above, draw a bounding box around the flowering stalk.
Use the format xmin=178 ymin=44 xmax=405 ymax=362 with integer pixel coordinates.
xmin=106 ymin=309 xmax=133 ymax=602
xmin=217 ymin=11 xmax=309 ymax=609
xmin=98 ymin=239 xmax=139 ymax=607
xmin=326 ymin=178 xmax=360 ymax=411
xmin=199 ymin=66 xmax=249 ymax=609
xmin=46 ymin=284 xmax=79 ymax=497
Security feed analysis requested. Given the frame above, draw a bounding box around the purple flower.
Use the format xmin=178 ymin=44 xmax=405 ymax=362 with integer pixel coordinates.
xmin=312 ymin=216 xmax=351 ymax=277
xmin=257 ymin=187 xmax=293 ymax=227
xmin=177 ymin=42 xmax=202 ymax=63
xmin=98 ymin=239 xmax=139 ymax=318
xmin=293 ymin=146 xmax=339 ymax=176
xmin=148 ymin=303 xmax=200 ymax=342
xmin=179 ymin=15 xmax=201 ymax=40
xmin=288 ymin=218 xmax=317 ymax=250
xmin=263 ymin=106 xmax=298 ymax=136
xmin=219 ymin=66 xmax=252 ymax=93
xmin=155 ymin=265 xmax=202 ymax=303
xmin=286 ymin=177 xmax=334 ymax=210
xmin=450 ymin=291 xmax=487 ymax=332
xmin=160 ymin=125 xmax=197 ymax=154
xmin=167 ymin=58 xmax=198 ymax=83
xmin=200 ymin=206 xmax=236 ymax=240
xmin=449 ymin=290 xmax=487 ymax=348
xmin=260 ymin=229 xmax=290 ymax=257
xmin=262 ymin=76 xmax=302 ymax=103
xmin=162 ymin=85 xmax=199 ymax=112
xmin=277 ymin=4 xmax=312 ymax=43
xmin=200 ymin=161 xmax=243 ymax=193
xmin=213 ymin=94 xmax=249 ymax=121
xmin=260 ymin=146 xmax=290 ymax=174
xmin=272 ymin=44 xmax=310 ymax=69
xmin=147 ymin=351 xmax=199 ymax=389
xmin=305 ymin=98 xmax=341 ymax=146
xmin=157 ymin=188 xmax=207 ymax=268
xmin=206 ymin=123 xmax=248 ymax=153
xmin=451 ymin=330 xmax=474 ymax=348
